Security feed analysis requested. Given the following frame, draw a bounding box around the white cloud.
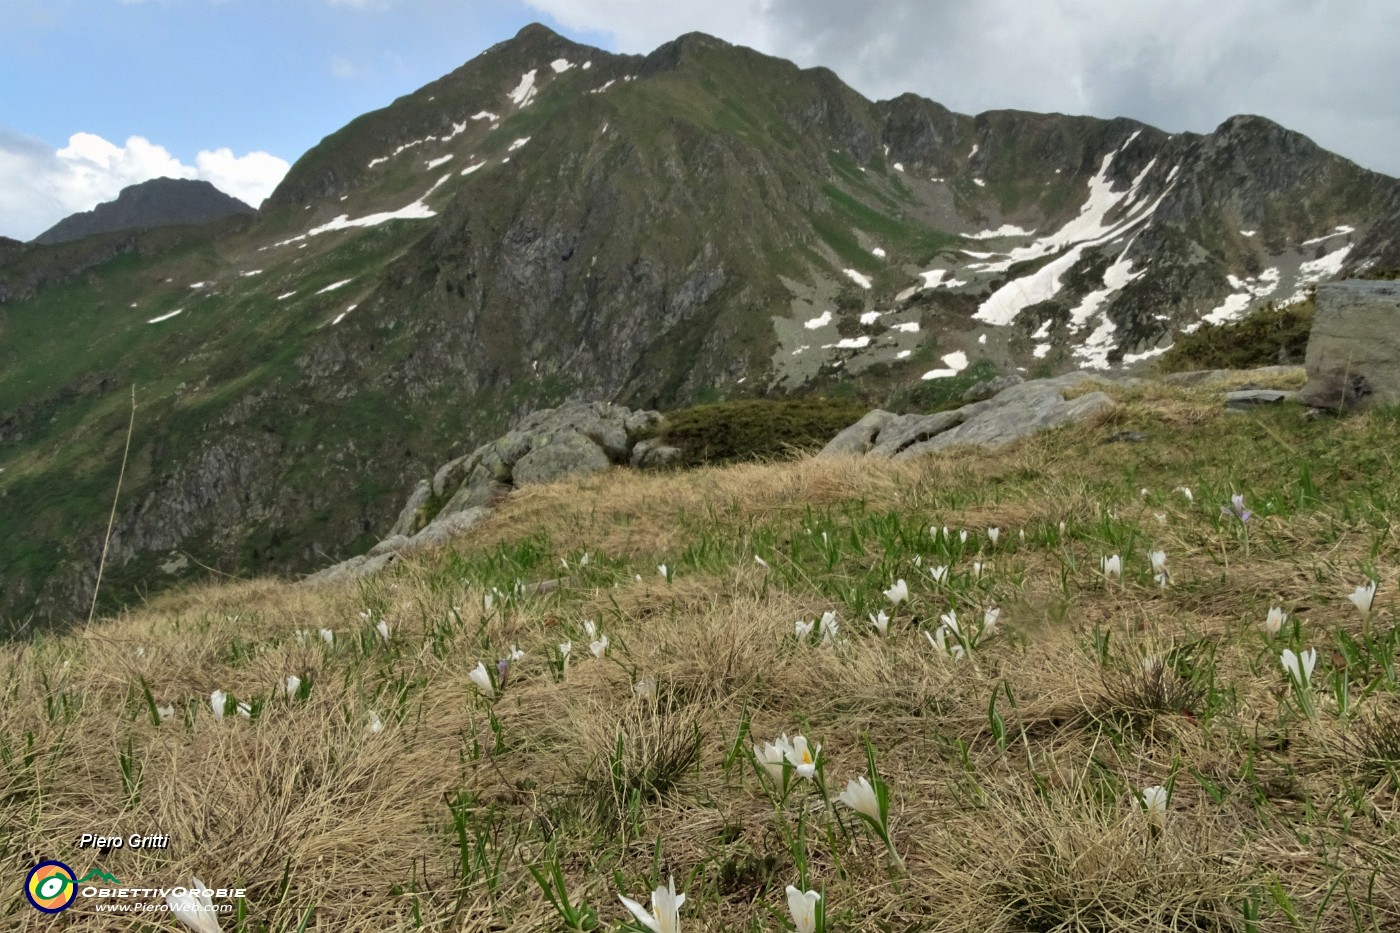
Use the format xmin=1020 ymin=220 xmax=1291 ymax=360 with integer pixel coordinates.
xmin=330 ymin=55 xmax=358 ymax=79
xmin=0 ymin=129 xmax=289 ymax=241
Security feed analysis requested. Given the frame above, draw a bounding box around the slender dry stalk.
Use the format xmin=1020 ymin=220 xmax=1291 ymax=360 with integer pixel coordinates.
xmin=87 ymin=385 xmax=137 ymax=628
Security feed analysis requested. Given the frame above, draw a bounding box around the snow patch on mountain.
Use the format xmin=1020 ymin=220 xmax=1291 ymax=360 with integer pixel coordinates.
xmin=316 ymin=279 xmax=353 ymax=295
xmin=508 ymin=70 xmax=538 ymax=107
xmin=921 ymin=351 xmax=969 ymax=380
xmin=965 ymin=224 xmax=1034 ymax=240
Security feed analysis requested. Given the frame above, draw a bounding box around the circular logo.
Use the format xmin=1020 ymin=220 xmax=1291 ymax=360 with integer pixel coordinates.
xmin=25 ymin=861 xmax=78 ymax=913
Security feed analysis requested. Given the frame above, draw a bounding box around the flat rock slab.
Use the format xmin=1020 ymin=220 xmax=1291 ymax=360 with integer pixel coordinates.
xmin=1225 ymin=389 xmax=1299 ymax=410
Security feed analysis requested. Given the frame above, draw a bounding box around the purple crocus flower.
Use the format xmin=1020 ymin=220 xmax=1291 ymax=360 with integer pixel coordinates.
xmin=496 ymin=658 xmax=510 ymax=691
xmin=1222 ymin=494 xmax=1252 ymax=523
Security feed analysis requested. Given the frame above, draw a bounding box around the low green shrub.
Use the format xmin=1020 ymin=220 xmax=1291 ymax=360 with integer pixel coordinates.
xmin=647 ymin=396 xmax=868 ymax=467
xmin=1157 ymin=298 xmax=1314 ymax=373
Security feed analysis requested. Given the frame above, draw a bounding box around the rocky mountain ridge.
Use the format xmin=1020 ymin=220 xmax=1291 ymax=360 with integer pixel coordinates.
xmin=32 ymin=177 xmax=255 ymax=246
xmin=3 ymin=23 xmax=1399 ymax=631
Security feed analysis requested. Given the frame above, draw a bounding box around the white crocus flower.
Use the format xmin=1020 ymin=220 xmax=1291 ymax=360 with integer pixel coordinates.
xmin=157 ymin=704 xmax=176 ymax=721
xmin=320 ymin=628 xmax=335 ymax=647
xmin=939 ymin=610 xmax=960 ymax=635
xmin=837 ymin=776 xmax=882 ymax=823
xmin=1150 ymin=550 xmax=1169 ymax=587
xmin=753 ymin=739 xmax=787 ymax=784
xmin=633 ymin=678 xmax=656 ymax=699
xmin=1175 ymin=486 xmax=1194 ymax=503
xmin=950 ymin=644 xmax=966 ymax=660
xmin=1154 ymin=512 xmax=1167 ymax=525
xmin=959 ymin=530 xmax=968 ymax=543
xmin=987 ymin=527 xmax=1000 ymax=546
xmin=559 ymin=640 xmax=572 ymax=661
xmin=584 ymin=620 xmax=598 ymax=640
xmin=1265 ymin=607 xmax=1286 ymax=636
xmin=210 ymin=690 xmax=227 ymax=722
xmin=1058 ymin=520 xmax=1066 ymax=535
xmin=658 ymin=564 xmax=668 ymax=580
xmin=366 ymin=711 xmax=384 ymax=735
xmin=1101 ymin=555 xmax=1122 ymax=580
xmin=619 ymin=876 xmax=684 ymax=933
xmin=469 ymin=662 xmax=495 ymax=698
xmin=1137 ymin=785 xmax=1168 ymax=832
xmin=928 ymin=565 xmax=949 ymax=584
xmin=375 ymin=620 xmax=390 ymax=643
xmin=925 ymin=627 xmax=949 ymax=654
xmin=983 ymin=607 xmax=1001 ymax=634
xmin=509 ymin=645 xmax=526 ymax=662
xmin=1281 ymin=648 xmax=1317 ymax=690
xmin=786 ymin=886 xmax=821 ymax=933
xmin=883 ymin=579 xmax=908 ymax=605
xmin=282 ymin=675 xmax=301 ymax=698
xmin=755 ymin=555 xmax=769 ymax=569
xmin=818 ymin=611 xmax=839 ymax=645
xmin=166 ymin=877 xmax=222 ymax=933
xmin=780 ymin=734 xmax=820 ymax=779
xmin=236 ymin=701 xmax=251 ymax=719
xmin=590 ymin=635 xmax=609 ymax=658
xmin=869 ymin=610 xmax=890 ymax=637
xmin=1349 ymin=581 xmax=1377 ymax=617
xmin=795 ymin=619 xmax=815 ymax=640
xmin=483 ymin=593 xmax=495 ymax=611
xmin=972 ymin=561 xmax=984 ymax=579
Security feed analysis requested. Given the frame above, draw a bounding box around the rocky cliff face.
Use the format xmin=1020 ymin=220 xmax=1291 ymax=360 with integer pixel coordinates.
xmin=4 ymin=23 xmax=1400 ymax=631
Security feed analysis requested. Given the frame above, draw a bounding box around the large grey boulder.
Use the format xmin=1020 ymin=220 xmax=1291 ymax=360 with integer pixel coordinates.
xmin=513 ymin=430 xmax=614 ymax=487
xmin=402 ymin=507 xmax=494 ymax=556
xmin=388 ymin=479 xmax=432 ymax=537
xmin=824 ymin=371 xmax=1120 ymax=463
xmin=302 ymin=399 xmax=665 ymax=586
xmin=961 ymin=373 xmax=1024 ymax=403
xmin=1299 ymin=280 xmax=1400 ymax=410
xmin=870 ymin=401 xmax=1003 ymax=457
xmin=899 ymin=389 xmax=1114 ymax=457
xmin=818 ymin=410 xmax=896 ymax=457
xmin=630 ymin=437 xmax=683 ymax=467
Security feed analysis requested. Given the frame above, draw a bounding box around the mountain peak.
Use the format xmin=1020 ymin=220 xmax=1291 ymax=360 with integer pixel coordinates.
xmin=33 ymin=177 xmax=254 ymax=246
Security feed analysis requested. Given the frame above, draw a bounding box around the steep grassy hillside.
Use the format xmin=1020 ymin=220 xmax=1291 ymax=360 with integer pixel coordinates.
xmin=4 ymin=22 xmax=1400 ymax=632
xmin=5 ymin=374 xmax=1398 ymax=931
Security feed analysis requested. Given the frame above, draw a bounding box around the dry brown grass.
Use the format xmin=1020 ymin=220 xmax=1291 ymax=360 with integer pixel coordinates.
xmin=4 ymin=385 xmax=1399 ymax=931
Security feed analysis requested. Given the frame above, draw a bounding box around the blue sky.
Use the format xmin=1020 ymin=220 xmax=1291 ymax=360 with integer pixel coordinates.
xmin=1 ymin=1 xmax=605 ymax=171
xmin=4 ymin=0 xmax=1398 ymax=241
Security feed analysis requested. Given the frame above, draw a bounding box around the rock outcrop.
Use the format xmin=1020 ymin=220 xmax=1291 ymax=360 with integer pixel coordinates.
xmin=302 ymin=401 xmax=670 ymax=584
xmin=1299 ymin=280 xmax=1400 ymax=411
xmin=819 ymin=372 xmax=1120 ymax=461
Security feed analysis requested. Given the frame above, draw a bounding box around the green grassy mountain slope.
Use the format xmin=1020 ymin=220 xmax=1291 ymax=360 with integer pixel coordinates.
xmin=3 ymin=23 xmax=1399 ymax=630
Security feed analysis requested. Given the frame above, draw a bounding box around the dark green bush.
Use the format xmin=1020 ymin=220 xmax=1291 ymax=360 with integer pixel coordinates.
xmin=647 ymin=396 xmax=869 ymax=467
xmin=1157 ymin=299 xmax=1314 ymax=373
